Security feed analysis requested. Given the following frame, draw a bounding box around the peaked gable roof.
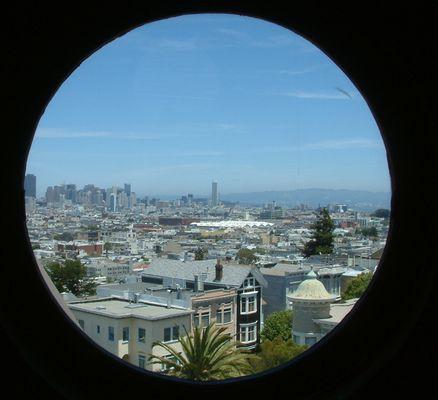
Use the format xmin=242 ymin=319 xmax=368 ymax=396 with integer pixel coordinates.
xmin=142 ymin=259 xmax=267 ymax=288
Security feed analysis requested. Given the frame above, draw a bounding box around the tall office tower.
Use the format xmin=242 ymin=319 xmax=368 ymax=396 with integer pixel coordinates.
xmin=124 ymin=183 xmax=131 ymax=196
xmin=66 ymin=184 xmax=77 ymax=203
xmin=24 ymin=174 xmax=36 ymax=198
xmin=25 ymin=196 xmax=36 ymax=214
xmin=187 ymin=193 xmax=193 ymax=205
xmin=93 ymin=190 xmax=103 ymax=206
xmin=211 ymin=181 xmax=219 ymax=207
xmin=54 ymin=185 xmax=66 ymax=202
xmin=109 ymin=193 xmax=116 ymax=212
xmin=45 ymin=186 xmax=55 ymax=203
xmin=129 ymin=192 xmax=136 ymax=209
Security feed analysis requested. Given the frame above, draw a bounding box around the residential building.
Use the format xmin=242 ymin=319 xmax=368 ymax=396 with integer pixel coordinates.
xmin=68 ymin=298 xmax=193 ymax=372
xmin=286 ymin=270 xmax=342 ymax=346
xmin=140 ymin=258 xmax=267 ymax=349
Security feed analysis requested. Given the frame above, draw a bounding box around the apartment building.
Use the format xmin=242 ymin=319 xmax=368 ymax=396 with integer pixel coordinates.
xmin=68 ymin=298 xmax=193 ymax=372
xmin=140 ymin=258 xmax=267 ymax=349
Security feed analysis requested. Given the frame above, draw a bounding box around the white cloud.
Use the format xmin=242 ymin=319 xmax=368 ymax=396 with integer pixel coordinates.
xmin=141 ymin=38 xmax=197 ymax=51
xmin=214 ymin=28 xmax=248 ymax=39
xmin=278 ymin=66 xmax=319 ymax=76
xmin=34 ymin=128 xmax=184 ymax=140
xmin=251 ymin=35 xmax=296 ymax=48
xmin=282 ymin=90 xmax=352 ymax=100
xmin=245 ymin=138 xmax=381 ymax=154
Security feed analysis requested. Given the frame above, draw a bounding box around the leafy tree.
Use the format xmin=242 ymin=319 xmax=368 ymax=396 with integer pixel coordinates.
xmin=44 ymin=259 xmax=97 ymax=296
xmin=302 ymin=208 xmax=334 ymax=258
xmin=194 ymin=247 xmax=208 ymax=260
xmin=255 ymin=247 xmax=266 ymax=255
xmin=261 ymin=310 xmax=293 ymax=342
xmin=342 ymin=272 xmax=373 ymax=300
xmin=32 ymin=243 xmax=41 ymax=250
xmin=53 ymin=232 xmax=75 ymax=241
xmin=248 ymin=337 xmax=307 ymax=373
xmin=103 ymin=242 xmax=112 ymax=256
xmin=360 ymin=227 xmax=378 ymax=237
xmin=372 ymin=208 xmax=390 ymax=218
xmin=149 ymin=323 xmax=254 ymax=380
xmin=236 ymin=248 xmax=259 ymax=265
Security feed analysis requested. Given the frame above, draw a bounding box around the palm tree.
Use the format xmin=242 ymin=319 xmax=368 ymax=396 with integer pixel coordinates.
xmin=148 ymin=322 xmax=254 ymax=381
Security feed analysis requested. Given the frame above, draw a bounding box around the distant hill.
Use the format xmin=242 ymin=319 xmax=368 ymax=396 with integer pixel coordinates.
xmin=220 ymin=188 xmax=391 ymax=211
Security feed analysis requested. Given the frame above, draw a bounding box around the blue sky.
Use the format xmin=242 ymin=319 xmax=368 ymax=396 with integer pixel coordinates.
xmin=27 ymin=14 xmax=390 ymax=198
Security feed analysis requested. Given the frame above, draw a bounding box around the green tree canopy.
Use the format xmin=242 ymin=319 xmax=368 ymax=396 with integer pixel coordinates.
xmin=149 ymin=323 xmax=254 ymax=380
xmin=248 ymin=337 xmax=307 ymax=373
xmin=360 ymin=227 xmax=378 ymax=237
xmin=194 ymin=247 xmax=208 ymax=260
xmin=44 ymin=259 xmax=97 ymax=296
xmin=302 ymin=208 xmax=334 ymax=258
xmin=371 ymin=208 xmax=390 ymax=218
xmin=261 ymin=310 xmax=293 ymax=342
xmin=53 ymin=232 xmax=75 ymax=241
xmin=103 ymin=242 xmax=112 ymax=255
xmin=342 ymin=272 xmax=373 ymax=300
xmin=236 ymin=248 xmax=259 ymax=265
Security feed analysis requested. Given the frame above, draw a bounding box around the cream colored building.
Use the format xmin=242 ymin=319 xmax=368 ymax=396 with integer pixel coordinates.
xmin=286 ymin=270 xmax=339 ymax=346
xmin=68 ymin=298 xmax=193 ymax=372
xmin=191 ymin=288 xmax=238 ymax=338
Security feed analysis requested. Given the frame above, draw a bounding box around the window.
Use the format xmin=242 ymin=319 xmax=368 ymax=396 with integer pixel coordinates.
xmin=194 ymin=309 xmax=210 ymax=327
xmin=164 ymin=327 xmax=171 ymax=342
xmin=164 ymin=326 xmax=179 ymax=342
xmin=305 ymin=336 xmax=317 ymax=346
xmin=216 ymin=305 xmax=233 ymax=324
xmin=108 ymin=326 xmax=114 ymax=341
xmin=122 ymin=327 xmax=130 ymax=342
xmin=293 ymin=334 xmax=300 ymax=344
xmin=240 ymin=323 xmax=257 ymax=343
xmin=138 ymin=354 xmax=146 ymax=369
xmin=244 ymin=277 xmax=256 ymax=287
xmin=96 ymin=325 xmax=100 ymax=334
xmin=240 ymin=295 xmax=257 ymax=314
xmin=78 ymin=320 xmax=85 ymax=329
xmin=138 ymin=328 xmax=146 ymax=343
xmin=160 ymin=355 xmax=179 ymax=372
xmin=172 ymin=325 xmax=179 ymax=340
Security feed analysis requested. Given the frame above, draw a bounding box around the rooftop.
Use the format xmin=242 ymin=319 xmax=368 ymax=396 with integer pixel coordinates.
xmin=142 ymin=258 xmax=267 ymax=288
xmin=68 ymin=298 xmax=193 ymax=320
xmin=314 ymin=298 xmax=358 ymax=325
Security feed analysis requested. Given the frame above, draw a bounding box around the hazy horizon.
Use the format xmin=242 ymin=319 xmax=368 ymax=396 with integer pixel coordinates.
xmin=26 ymin=14 xmax=391 ymax=197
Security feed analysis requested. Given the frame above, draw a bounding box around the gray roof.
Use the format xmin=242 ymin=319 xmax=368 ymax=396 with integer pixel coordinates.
xmin=260 ymin=263 xmax=346 ymax=277
xmin=69 ymin=298 xmax=192 ymax=320
xmin=142 ymin=259 xmax=267 ymax=288
xmin=313 ymin=298 xmax=358 ymax=325
xmin=98 ymin=282 xmax=164 ymax=292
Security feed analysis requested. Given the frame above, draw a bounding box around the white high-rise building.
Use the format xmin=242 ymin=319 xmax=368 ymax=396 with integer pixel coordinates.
xmin=211 ymin=181 xmax=219 ymax=207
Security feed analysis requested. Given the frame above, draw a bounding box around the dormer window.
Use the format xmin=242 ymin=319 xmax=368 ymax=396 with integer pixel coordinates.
xmin=243 ymin=277 xmax=256 ymax=288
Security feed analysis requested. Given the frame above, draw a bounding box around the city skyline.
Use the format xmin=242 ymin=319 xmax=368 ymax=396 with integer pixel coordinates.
xmin=28 ymin=175 xmax=390 ymax=200
xmin=26 ymin=14 xmax=390 ymax=196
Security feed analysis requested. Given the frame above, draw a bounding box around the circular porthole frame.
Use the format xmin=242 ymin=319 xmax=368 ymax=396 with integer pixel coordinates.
xmin=2 ymin=2 xmax=437 ymax=399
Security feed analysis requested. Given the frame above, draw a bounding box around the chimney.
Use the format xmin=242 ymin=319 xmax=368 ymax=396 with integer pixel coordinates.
xmin=214 ymin=258 xmax=223 ymax=281
xmin=166 ymin=289 xmax=172 ymax=308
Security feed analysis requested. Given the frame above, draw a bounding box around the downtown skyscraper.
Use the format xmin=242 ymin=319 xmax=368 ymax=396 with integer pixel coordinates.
xmin=211 ymin=181 xmax=219 ymax=207
xmin=24 ymin=174 xmax=36 ymax=198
